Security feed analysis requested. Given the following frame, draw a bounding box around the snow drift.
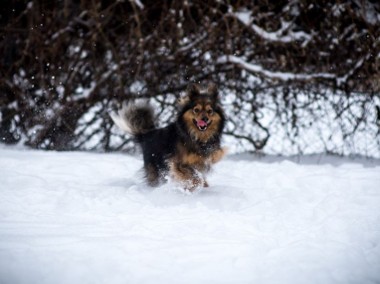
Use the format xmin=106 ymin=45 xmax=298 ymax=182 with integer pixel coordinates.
xmin=0 ymin=148 xmax=379 ymax=284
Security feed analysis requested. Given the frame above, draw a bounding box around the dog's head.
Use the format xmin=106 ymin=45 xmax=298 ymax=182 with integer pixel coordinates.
xmin=178 ymin=83 xmax=225 ymax=141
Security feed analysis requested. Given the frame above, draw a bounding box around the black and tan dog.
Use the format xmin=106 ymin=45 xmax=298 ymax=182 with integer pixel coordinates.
xmin=111 ymin=83 xmax=226 ymax=191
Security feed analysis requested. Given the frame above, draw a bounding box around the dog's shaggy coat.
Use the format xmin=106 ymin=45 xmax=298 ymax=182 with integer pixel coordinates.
xmin=111 ymin=83 xmax=226 ymax=190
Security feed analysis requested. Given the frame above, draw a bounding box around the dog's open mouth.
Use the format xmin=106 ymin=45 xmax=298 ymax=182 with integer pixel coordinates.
xmin=193 ymin=119 xmax=211 ymax=131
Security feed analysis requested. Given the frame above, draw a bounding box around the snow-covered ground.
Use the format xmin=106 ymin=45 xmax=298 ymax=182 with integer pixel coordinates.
xmin=0 ymin=147 xmax=379 ymax=284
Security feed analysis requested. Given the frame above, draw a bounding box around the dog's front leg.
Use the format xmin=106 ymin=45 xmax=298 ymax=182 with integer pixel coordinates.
xmin=210 ymin=147 xmax=227 ymax=164
xmin=170 ymin=162 xmax=203 ymax=191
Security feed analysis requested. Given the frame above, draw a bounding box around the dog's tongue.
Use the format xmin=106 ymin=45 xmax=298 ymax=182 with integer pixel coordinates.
xmin=197 ymin=120 xmax=207 ymax=127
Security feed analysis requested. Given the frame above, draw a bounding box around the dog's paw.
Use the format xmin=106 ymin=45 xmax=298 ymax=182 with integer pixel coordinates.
xmin=184 ymin=177 xmax=205 ymax=192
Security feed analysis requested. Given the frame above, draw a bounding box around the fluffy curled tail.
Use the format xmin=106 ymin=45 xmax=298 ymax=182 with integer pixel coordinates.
xmin=110 ymin=103 xmax=155 ymax=136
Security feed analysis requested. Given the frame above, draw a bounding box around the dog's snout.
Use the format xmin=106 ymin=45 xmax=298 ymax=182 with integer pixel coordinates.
xmin=201 ymin=116 xmax=209 ymax=122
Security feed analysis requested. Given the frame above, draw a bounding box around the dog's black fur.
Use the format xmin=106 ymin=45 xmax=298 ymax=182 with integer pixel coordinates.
xmin=111 ymin=83 xmax=226 ymax=190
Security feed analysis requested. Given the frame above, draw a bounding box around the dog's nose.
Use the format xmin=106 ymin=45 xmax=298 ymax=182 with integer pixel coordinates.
xmin=202 ymin=116 xmax=209 ymax=122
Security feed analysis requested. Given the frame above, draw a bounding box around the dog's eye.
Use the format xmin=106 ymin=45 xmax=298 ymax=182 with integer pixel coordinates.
xmin=207 ymin=109 xmax=214 ymax=115
xmin=193 ymin=108 xmax=200 ymax=114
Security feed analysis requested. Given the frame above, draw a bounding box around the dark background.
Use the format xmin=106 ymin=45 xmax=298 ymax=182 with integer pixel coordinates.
xmin=1 ymin=0 xmax=379 ymax=156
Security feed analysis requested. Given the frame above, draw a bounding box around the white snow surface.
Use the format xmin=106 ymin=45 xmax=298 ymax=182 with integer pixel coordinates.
xmin=1 ymin=148 xmax=380 ymax=284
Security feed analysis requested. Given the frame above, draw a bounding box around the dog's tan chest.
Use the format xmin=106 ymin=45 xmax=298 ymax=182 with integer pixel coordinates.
xmin=181 ymin=151 xmax=207 ymax=167
xmin=174 ymin=143 xmax=226 ymax=170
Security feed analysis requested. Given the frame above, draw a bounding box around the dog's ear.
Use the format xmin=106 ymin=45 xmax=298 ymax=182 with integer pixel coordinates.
xmin=187 ymin=83 xmax=201 ymax=99
xmin=207 ymin=82 xmax=218 ymax=100
xmin=178 ymin=84 xmax=200 ymax=107
xmin=177 ymin=93 xmax=190 ymax=107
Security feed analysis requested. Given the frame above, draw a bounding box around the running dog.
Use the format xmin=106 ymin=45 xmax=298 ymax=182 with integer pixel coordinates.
xmin=111 ymin=83 xmax=226 ymax=191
